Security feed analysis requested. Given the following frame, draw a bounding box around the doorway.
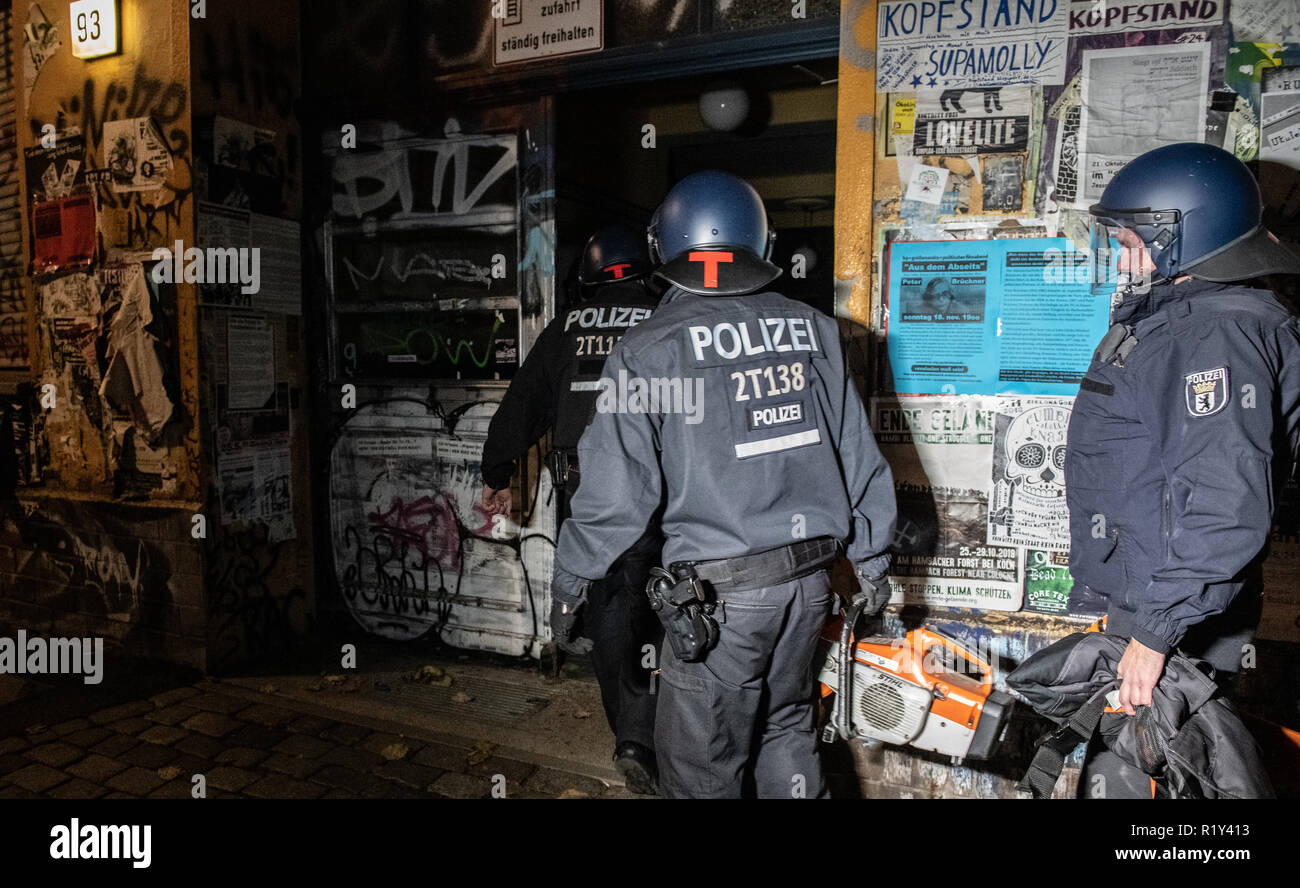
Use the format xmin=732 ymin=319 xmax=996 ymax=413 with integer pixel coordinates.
xmin=554 ymin=59 xmax=840 ymax=315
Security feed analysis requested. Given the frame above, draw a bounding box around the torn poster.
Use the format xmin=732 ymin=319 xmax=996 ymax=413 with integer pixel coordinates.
xmin=218 ymin=442 xmax=294 ymax=539
xmin=987 ymin=396 xmax=1073 ymax=550
xmin=872 ymin=395 xmax=1023 ymax=611
xmin=226 ymin=315 xmax=276 ymax=410
xmin=32 ymin=192 xmax=96 ymax=273
xmin=97 ymin=264 xmax=176 ymax=444
xmin=23 ymin=4 xmax=62 ymax=107
xmin=213 ymin=116 xmax=277 ymax=171
xmin=24 ymin=134 xmax=86 ymax=200
xmin=197 ymin=202 xmax=252 ymax=308
xmin=1230 ymin=0 xmax=1300 ymax=44
xmin=876 ymin=0 xmax=1067 ymax=91
xmin=1066 ymin=0 xmax=1222 ymax=35
xmin=911 ymin=84 xmax=1031 ymax=156
xmin=39 ymin=272 xmax=100 ymax=318
xmin=102 ymin=117 xmax=172 ymax=192
xmin=1078 ymin=42 xmax=1210 ymax=204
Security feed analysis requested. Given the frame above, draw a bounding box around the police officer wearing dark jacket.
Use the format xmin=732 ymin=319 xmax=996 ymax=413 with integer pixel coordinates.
xmin=551 ymin=171 xmax=898 ymax=799
xmin=1067 ymin=143 xmax=1300 ymax=797
xmin=480 ymin=226 xmax=664 ymax=794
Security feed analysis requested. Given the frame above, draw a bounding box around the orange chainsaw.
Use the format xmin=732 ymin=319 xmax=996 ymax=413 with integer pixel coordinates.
xmin=818 ymin=605 xmax=1014 ymax=762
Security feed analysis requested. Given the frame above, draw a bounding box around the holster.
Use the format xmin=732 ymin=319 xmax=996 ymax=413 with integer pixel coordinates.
xmin=645 ymin=566 xmax=718 ymax=662
xmin=545 ymin=449 xmax=579 ymax=493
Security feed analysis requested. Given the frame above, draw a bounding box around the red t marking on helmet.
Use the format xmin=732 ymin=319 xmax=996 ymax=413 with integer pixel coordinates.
xmin=688 ymin=251 xmax=733 ymax=288
xmin=604 ymin=263 xmax=632 ymax=279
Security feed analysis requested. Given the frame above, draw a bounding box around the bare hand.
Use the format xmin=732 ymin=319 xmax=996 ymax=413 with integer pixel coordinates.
xmin=481 ymin=484 xmax=511 ymax=516
xmin=1116 ymin=638 xmax=1166 ymax=715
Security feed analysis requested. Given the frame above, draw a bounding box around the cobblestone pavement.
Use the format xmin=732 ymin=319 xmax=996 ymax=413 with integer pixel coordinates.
xmin=0 ymin=679 xmax=643 ymax=800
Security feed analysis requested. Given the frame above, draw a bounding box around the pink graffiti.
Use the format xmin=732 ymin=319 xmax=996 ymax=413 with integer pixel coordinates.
xmin=367 ymin=494 xmax=495 ymax=571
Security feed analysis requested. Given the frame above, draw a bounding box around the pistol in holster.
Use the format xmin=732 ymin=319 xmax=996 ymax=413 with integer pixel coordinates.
xmin=645 ymin=566 xmax=719 ymax=662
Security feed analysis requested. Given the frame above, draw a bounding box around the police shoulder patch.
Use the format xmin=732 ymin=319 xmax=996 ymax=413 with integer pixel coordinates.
xmin=1184 ymin=366 xmax=1229 ymax=417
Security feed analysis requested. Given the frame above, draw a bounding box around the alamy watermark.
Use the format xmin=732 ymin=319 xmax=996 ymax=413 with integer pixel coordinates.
xmin=594 ymin=368 xmax=705 ymax=425
xmin=151 ymin=240 xmax=261 ymax=294
xmin=0 ymin=630 xmax=104 ymax=684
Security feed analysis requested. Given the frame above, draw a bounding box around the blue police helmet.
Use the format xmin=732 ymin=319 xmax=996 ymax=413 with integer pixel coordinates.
xmin=578 ymin=225 xmax=654 ymax=286
xmin=648 ymin=170 xmax=781 ymax=296
xmin=1090 ymin=142 xmax=1300 ymax=282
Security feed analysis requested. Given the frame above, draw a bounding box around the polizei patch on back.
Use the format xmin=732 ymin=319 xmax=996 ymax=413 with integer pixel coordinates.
xmin=1185 ymin=367 xmax=1229 ymax=417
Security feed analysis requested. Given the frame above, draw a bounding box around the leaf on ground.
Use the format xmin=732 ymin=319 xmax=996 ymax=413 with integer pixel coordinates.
xmin=466 ymin=741 xmax=496 ymax=766
xmin=380 ymin=742 xmax=409 ymax=761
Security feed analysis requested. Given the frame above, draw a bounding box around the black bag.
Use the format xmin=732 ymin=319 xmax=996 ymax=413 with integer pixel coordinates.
xmin=1007 ymin=632 xmax=1274 ymax=799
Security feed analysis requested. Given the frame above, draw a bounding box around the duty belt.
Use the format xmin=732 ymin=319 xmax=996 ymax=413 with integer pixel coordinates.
xmin=669 ymin=536 xmax=839 ymax=595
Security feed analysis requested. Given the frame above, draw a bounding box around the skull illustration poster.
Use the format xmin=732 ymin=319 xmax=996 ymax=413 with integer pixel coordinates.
xmin=988 ymin=397 xmax=1073 ymax=550
xmin=873 ymin=396 xmax=1023 ymax=611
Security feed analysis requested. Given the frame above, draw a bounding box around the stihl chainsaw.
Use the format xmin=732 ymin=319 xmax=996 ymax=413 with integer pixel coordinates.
xmin=818 ymin=599 xmax=1014 ymax=762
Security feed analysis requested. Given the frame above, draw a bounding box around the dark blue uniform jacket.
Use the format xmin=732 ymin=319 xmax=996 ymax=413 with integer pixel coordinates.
xmin=1067 ymin=278 xmax=1300 ymax=654
xmin=553 ymin=285 xmax=897 ymax=601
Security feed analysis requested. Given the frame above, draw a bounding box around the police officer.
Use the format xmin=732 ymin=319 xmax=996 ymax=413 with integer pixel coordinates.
xmin=1066 ymin=143 xmax=1300 ymax=797
xmin=551 ymin=171 xmax=898 ymax=799
xmin=480 ymin=226 xmax=664 ymax=794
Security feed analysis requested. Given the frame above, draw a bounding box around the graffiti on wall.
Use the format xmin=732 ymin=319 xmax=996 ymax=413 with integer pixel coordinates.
xmin=35 ymin=65 xmax=193 ymax=251
xmin=205 ymin=521 xmax=308 ymax=670
xmin=329 ymin=129 xmax=522 ymax=380
xmin=330 ymin=419 xmax=548 ymax=644
xmin=5 ymin=500 xmax=173 ymax=621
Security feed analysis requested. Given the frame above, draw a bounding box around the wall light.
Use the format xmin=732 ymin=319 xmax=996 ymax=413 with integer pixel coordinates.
xmin=69 ymin=0 xmax=119 ymax=60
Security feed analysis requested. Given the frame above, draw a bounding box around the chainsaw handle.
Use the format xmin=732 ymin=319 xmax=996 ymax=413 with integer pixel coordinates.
xmin=920 ymin=629 xmax=993 ymax=688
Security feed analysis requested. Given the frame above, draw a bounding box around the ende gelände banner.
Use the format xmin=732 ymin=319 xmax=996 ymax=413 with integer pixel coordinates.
xmin=876 ymin=0 xmax=1069 ymax=91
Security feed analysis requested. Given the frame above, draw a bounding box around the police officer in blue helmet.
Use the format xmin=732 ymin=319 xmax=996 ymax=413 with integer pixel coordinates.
xmin=551 ymin=171 xmax=898 ymax=798
xmin=1068 ymin=142 xmax=1300 ymax=797
xmin=482 ymin=225 xmax=663 ymax=794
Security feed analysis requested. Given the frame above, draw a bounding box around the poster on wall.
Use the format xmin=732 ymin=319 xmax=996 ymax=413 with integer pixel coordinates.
xmin=911 ymin=85 xmax=1031 ymax=156
xmin=31 ymin=193 xmax=96 ymax=273
xmin=987 ymin=397 xmax=1073 ymax=550
xmin=884 ymin=238 xmax=1109 ymax=396
xmin=873 ymin=395 xmax=1024 ymax=611
xmin=1077 ymin=42 xmax=1210 ymax=203
xmin=1066 ymin=0 xmax=1223 ymax=35
xmin=102 ymin=118 xmax=173 ymax=193
xmin=218 ymin=443 xmax=295 ymax=542
xmin=24 ymin=134 xmax=87 ymax=200
xmin=1023 ymin=548 xmax=1074 ymax=615
xmin=1260 ymin=66 xmax=1300 ymax=211
xmin=875 ymin=0 xmax=1068 ymax=91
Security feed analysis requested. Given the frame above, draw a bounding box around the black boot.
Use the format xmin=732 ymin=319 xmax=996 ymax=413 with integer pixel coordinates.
xmin=613 ymin=741 xmax=658 ymax=796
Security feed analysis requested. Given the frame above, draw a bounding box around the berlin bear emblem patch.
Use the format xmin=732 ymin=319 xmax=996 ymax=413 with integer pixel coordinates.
xmin=1185 ymin=367 xmax=1229 ymax=417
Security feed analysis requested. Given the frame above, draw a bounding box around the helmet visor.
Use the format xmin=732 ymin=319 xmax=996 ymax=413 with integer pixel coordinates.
xmin=1087 ymin=206 xmax=1182 ymax=296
